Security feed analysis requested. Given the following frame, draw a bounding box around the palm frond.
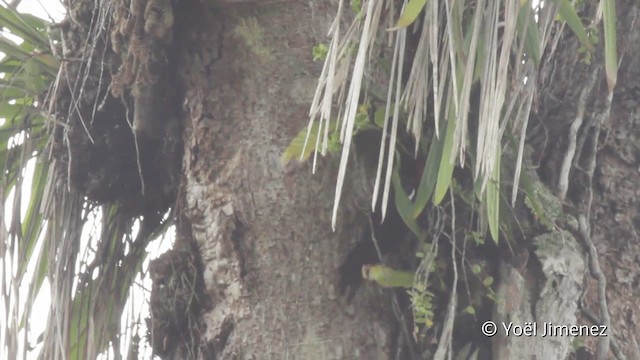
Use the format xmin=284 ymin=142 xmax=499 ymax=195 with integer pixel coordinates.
xmin=308 ymin=0 xmax=599 ymax=240
xmin=0 ymin=4 xmax=58 ymax=358
xmin=2 ymin=3 xmax=174 ymax=359
xmin=303 ymin=1 xmax=616 ymax=354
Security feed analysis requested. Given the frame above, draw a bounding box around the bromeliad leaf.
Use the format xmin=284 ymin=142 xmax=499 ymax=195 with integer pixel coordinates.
xmin=392 ymin=160 xmax=424 ymax=239
xmin=555 ymin=0 xmax=594 ymax=53
xmin=486 ymin=147 xmax=501 ymax=243
xmin=0 ymin=5 xmax=50 ymax=49
xmin=433 ymin=103 xmax=456 ymax=205
xmin=412 ymin=130 xmax=444 ymax=218
xmin=516 ymin=3 xmax=541 ymax=65
xmin=391 ymin=0 xmax=429 ymax=30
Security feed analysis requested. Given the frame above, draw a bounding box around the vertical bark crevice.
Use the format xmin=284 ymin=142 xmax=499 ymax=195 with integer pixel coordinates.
xmin=174 ymin=1 xmax=401 ymax=358
xmin=527 ymin=2 xmax=640 ymax=357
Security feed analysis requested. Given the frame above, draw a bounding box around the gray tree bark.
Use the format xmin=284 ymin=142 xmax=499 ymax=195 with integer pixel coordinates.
xmin=493 ymin=1 xmax=640 ymax=358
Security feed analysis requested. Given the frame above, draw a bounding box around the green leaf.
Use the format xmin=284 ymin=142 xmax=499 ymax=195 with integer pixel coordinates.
xmin=0 ymin=37 xmax=32 ymax=62
xmin=391 ymin=0 xmax=429 ymax=30
xmin=517 ymin=3 xmax=541 ymax=64
xmin=283 ymin=105 xmax=376 ymax=166
xmin=0 ymin=81 xmax=31 ymax=99
xmin=19 ymin=231 xmax=50 ymax=330
xmin=281 ymin=121 xmax=334 ymax=165
xmin=555 ymin=0 xmax=594 ymax=52
xmin=471 ymin=264 xmax=482 ymax=274
xmin=312 ymin=43 xmax=329 ymax=62
xmin=412 ymin=129 xmax=445 ymax=218
xmin=486 ymin=147 xmax=501 ymax=244
xmin=0 ymin=6 xmax=50 ymax=50
xmin=374 ymin=106 xmax=387 ymax=128
xmin=464 ymin=305 xmax=476 ymax=315
xmin=18 ymin=159 xmax=47 ymax=276
xmin=392 ymin=160 xmax=424 ymax=239
xmin=351 ymin=0 xmax=362 ymax=15
xmin=433 ymin=105 xmax=457 ymax=205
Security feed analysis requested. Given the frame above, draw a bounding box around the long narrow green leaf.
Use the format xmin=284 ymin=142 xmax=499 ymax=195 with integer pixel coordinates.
xmin=18 ymin=159 xmax=47 ymax=276
xmin=555 ymin=0 xmax=594 ymax=52
xmin=19 ymin=225 xmax=50 ymax=330
xmin=0 ymin=5 xmax=50 ymax=49
xmin=433 ymin=105 xmax=457 ymax=204
xmin=282 ymin=120 xmax=338 ymax=165
xmin=0 ymin=37 xmax=33 ymax=61
xmin=0 ymin=104 xmax=41 ymax=119
xmin=392 ymin=160 xmax=424 ymax=238
xmin=516 ymin=3 xmax=541 ymax=64
xmin=392 ymin=0 xmax=429 ymax=30
xmin=498 ymin=186 xmax=515 ymax=244
xmin=602 ymin=0 xmax=617 ymax=92
xmin=0 ymin=82 xmax=31 ymax=99
xmin=0 ymin=46 xmax=58 ymax=78
xmin=448 ymin=0 xmax=465 ymax=59
xmin=486 ymin=147 xmax=501 ymax=243
xmin=0 ymin=58 xmax=24 ymax=72
xmin=68 ymin=282 xmax=95 ymax=360
xmin=472 ymin=22 xmax=486 ymax=82
xmin=412 ymin=129 xmax=444 ymax=218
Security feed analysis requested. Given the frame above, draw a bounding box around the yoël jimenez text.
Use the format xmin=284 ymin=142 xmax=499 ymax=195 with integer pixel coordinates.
xmin=503 ymin=322 xmax=608 ymax=337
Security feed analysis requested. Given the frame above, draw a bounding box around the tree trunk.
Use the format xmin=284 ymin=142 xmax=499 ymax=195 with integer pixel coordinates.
xmin=171 ymin=2 xmax=400 ymax=358
xmin=494 ymin=0 xmax=640 ymax=358
xmin=158 ymin=0 xmax=640 ymax=358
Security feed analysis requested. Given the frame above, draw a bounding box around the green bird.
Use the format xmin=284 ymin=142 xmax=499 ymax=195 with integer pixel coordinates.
xmin=362 ymin=264 xmax=415 ymax=288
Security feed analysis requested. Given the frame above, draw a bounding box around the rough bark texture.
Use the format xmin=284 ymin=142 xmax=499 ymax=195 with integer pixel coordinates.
xmin=492 ymin=230 xmax=586 ymax=359
xmin=154 ymin=0 xmax=640 ymax=358
xmin=174 ymin=1 xmax=399 ymax=358
xmin=521 ymin=0 xmax=640 ymax=358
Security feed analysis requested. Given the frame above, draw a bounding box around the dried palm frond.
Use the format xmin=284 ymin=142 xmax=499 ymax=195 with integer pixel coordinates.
xmin=308 ymin=0 xmax=595 ymax=239
xmin=0 ymin=3 xmax=60 ymax=358
xmin=1 ymin=2 xmax=176 ymax=359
